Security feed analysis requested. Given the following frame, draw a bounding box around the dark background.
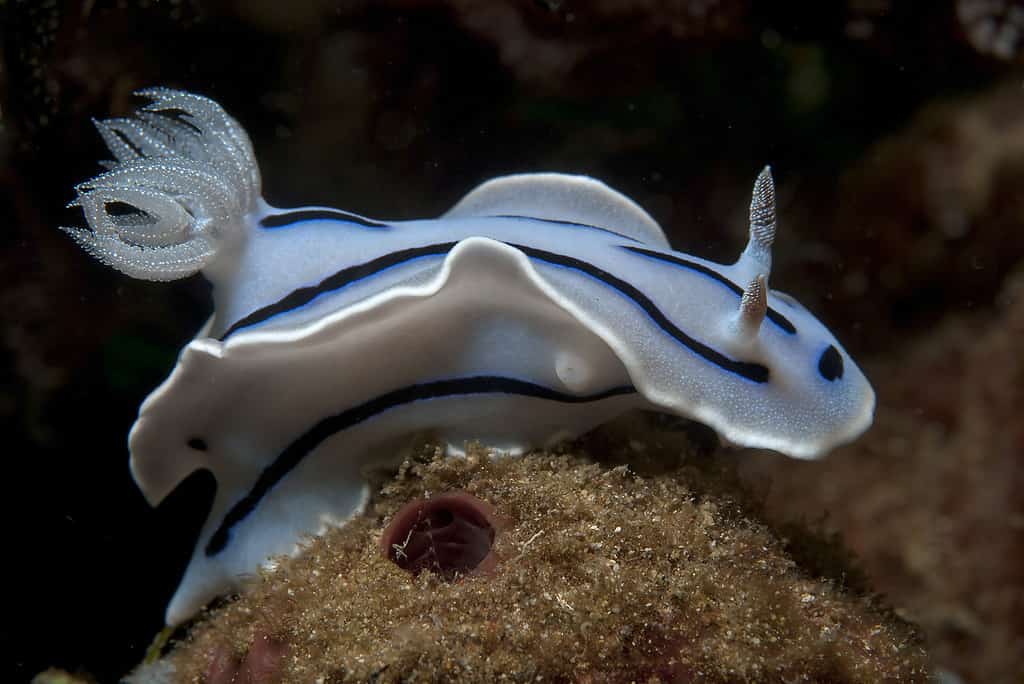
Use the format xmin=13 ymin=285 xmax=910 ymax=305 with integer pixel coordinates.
xmin=3 ymin=1 xmax=1022 ymax=682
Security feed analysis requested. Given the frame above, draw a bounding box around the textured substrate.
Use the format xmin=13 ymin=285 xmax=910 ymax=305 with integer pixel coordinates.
xmin=148 ymin=422 xmax=929 ymax=683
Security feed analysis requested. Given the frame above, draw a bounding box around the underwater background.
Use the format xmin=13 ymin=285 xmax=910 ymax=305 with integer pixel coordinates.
xmin=2 ymin=1 xmax=1022 ymax=681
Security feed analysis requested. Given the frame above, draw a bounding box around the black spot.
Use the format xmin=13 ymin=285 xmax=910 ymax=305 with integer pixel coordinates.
xmin=818 ymin=345 xmax=844 ymax=381
xmin=187 ymin=437 xmax=208 ymax=451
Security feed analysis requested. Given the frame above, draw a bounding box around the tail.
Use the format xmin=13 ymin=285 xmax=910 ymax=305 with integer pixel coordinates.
xmin=62 ymin=88 xmax=261 ymax=281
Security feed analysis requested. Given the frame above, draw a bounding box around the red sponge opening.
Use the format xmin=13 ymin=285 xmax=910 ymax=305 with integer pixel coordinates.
xmin=381 ymin=491 xmax=499 ymax=579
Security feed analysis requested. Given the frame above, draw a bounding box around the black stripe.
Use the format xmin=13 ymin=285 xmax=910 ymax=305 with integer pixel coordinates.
xmin=218 ymin=242 xmax=458 ymax=339
xmin=621 ymin=246 xmax=797 ymax=334
xmin=515 ymin=245 xmax=770 ymax=383
xmin=206 ymin=377 xmax=635 ymax=556
xmin=219 ymin=240 xmax=770 ymax=383
xmin=489 ymin=214 xmax=641 ymax=243
xmin=260 ymin=209 xmax=389 ymax=229
xmin=260 ymin=209 xmax=641 ymax=242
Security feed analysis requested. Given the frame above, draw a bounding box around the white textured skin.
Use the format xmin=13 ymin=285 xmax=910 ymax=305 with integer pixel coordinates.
xmin=65 ymin=90 xmax=875 ymax=625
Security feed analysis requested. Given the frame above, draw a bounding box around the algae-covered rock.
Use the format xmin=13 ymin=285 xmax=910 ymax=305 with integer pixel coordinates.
xmin=142 ymin=422 xmax=928 ymax=683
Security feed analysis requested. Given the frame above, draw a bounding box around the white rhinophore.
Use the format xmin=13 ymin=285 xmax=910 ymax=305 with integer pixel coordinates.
xmin=732 ymin=274 xmax=768 ymax=341
xmin=734 ymin=165 xmax=776 ymax=283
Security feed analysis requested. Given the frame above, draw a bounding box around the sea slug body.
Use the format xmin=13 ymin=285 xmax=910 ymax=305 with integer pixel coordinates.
xmin=62 ymin=89 xmax=875 ymax=625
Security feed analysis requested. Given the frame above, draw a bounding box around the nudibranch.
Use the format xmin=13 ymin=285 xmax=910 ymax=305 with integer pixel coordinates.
xmin=62 ymin=89 xmax=874 ymax=625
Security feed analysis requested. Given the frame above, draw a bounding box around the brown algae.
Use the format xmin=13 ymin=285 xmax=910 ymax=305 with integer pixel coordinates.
xmin=160 ymin=426 xmax=929 ymax=683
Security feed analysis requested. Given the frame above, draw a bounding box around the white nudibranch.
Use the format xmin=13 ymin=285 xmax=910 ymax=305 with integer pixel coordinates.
xmin=62 ymin=89 xmax=875 ymax=626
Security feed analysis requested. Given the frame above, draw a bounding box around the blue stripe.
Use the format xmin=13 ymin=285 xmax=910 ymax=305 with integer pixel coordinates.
xmin=486 ymin=214 xmax=642 ymax=244
xmin=260 ymin=208 xmax=389 ymax=229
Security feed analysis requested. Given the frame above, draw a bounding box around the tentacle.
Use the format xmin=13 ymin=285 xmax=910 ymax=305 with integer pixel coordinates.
xmin=93 ymin=118 xmax=145 ymax=164
xmin=62 ymin=89 xmax=261 ymax=281
xmin=60 ymin=225 xmax=218 ymax=282
xmin=734 ymin=166 xmax=776 ymax=282
xmin=75 ymin=186 xmax=193 ymax=248
xmin=138 ymin=87 xmax=261 ymax=200
xmin=733 ymin=274 xmax=768 ymax=341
